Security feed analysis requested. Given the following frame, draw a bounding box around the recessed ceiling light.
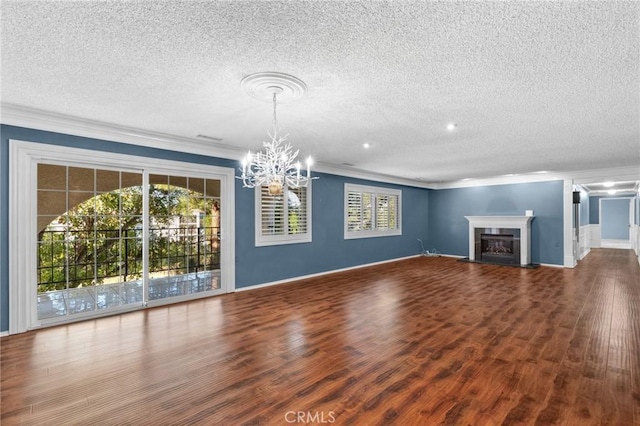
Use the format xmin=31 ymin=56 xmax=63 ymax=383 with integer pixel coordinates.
xmin=461 ymin=178 xmax=472 ymax=181
xmin=447 ymin=123 xmax=457 ymax=131
xmin=533 ymin=170 xmax=548 ymax=174
xmin=603 ymin=181 xmax=615 ymax=187
xmin=363 ymin=143 xmax=371 ymax=149
xmin=608 ymin=189 xmax=617 ymax=195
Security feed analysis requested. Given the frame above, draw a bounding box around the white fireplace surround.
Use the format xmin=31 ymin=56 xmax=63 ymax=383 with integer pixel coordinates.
xmin=465 ymin=216 xmax=534 ymax=265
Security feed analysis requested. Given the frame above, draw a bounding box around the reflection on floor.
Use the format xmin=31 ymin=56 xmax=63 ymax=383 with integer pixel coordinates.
xmin=37 ymin=270 xmax=221 ymax=319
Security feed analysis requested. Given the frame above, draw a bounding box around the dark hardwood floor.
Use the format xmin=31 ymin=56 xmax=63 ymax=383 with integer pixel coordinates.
xmin=2 ymin=248 xmax=639 ymax=425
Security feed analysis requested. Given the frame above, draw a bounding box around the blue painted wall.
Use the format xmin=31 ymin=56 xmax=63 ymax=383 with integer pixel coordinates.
xmin=589 ymin=196 xmax=602 ymax=224
xmin=600 ymin=198 xmax=631 ymax=239
xmin=426 ymin=181 xmax=564 ymax=265
xmin=236 ymin=173 xmax=430 ymax=287
xmin=0 ymin=124 xmax=430 ymax=332
xmin=579 ymin=190 xmax=589 ymax=226
xmin=589 ymin=195 xmax=637 ymax=224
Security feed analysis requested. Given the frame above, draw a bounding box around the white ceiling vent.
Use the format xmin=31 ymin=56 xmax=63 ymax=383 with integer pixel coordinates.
xmin=196 ymin=134 xmax=224 ymax=142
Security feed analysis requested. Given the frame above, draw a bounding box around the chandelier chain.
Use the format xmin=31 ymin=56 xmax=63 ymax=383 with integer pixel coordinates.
xmin=273 ymin=93 xmax=278 ymax=127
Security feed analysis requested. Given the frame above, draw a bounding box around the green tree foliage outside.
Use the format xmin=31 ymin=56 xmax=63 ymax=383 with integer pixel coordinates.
xmin=38 ymin=185 xmax=220 ymax=293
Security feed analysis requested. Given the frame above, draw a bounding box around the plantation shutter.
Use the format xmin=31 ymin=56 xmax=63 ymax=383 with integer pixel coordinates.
xmin=344 ymin=183 xmax=402 ymax=239
xmin=347 ymin=191 xmax=362 ymax=232
xmin=362 ymin=192 xmax=373 ymax=231
xmin=388 ymin=194 xmax=398 ymax=229
xmin=376 ymin=194 xmax=390 ymax=230
xmin=256 ymin=184 xmax=311 ymax=245
xmin=288 ymin=186 xmax=307 ymax=235
xmin=260 ymin=186 xmax=285 ymax=236
xmin=347 ymin=191 xmax=375 ymax=231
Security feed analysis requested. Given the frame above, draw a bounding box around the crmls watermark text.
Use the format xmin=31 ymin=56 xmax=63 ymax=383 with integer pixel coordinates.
xmin=284 ymin=411 xmax=336 ymax=423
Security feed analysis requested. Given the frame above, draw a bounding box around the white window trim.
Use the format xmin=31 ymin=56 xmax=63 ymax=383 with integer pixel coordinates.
xmin=344 ymin=183 xmax=402 ymax=239
xmin=9 ymin=139 xmax=236 ymax=334
xmin=255 ymin=183 xmax=312 ymax=247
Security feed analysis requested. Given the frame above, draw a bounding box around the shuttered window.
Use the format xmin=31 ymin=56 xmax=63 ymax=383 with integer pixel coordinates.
xmin=344 ymin=183 xmax=401 ymax=239
xmin=255 ymin=184 xmax=311 ymax=246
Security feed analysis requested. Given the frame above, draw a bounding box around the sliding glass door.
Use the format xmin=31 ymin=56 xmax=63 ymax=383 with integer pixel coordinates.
xmin=35 ymin=163 xmax=225 ymax=324
xmin=146 ymin=174 xmax=221 ymax=303
xmin=37 ymin=164 xmax=145 ymax=320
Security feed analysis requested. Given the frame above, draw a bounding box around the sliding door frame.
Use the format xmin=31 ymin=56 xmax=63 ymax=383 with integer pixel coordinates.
xmin=9 ymin=140 xmax=235 ymax=334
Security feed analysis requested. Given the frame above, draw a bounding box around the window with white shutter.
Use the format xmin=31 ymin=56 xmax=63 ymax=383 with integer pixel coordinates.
xmin=255 ymin=184 xmax=311 ymax=246
xmin=344 ymin=183 xmax=401 ymax=239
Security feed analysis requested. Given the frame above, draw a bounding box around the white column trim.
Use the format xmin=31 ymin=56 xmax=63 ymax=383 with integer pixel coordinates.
xmin=9 ymin=142 xmax=39 ymax=334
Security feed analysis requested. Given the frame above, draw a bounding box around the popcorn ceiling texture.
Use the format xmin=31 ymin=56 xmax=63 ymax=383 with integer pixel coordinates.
xmin=1 ymin=1 xmax=638 ymax=182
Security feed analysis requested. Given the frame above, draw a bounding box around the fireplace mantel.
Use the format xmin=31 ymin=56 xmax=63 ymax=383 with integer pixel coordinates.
xmin=465 ymin=216 xmax=534 ymax=265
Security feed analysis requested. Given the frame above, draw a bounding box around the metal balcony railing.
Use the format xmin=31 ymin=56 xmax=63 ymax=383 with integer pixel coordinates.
xmin=37 ymin=226 xmax=221 ymax=291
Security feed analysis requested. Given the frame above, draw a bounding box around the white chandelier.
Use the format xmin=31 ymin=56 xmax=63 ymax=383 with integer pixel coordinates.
xmin=237 ymin=72 xmax=316 ymax=196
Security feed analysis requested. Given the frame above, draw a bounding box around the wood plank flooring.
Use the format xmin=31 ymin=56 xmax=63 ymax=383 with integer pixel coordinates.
xmin=2 ymin=248 xmax=639 ymax=425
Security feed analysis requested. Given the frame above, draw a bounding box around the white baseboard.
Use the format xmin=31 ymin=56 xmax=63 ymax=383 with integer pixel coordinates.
xmin=601 ymin=239 xmax=632 ymax=249
xmin=578 ymin=248 xmax=591 ymax=261
xmin=235 ymin=253 xmax=568 ymax=294
xmin=0 ymin=331 xmax=9 ymax=338
xmin=235 ymin=254 xmax=420 ymax=292
xmin=564 ymin=255 xmax=577 ymax=268
xmin=540 ymin=263 xmax=565 ymax=268
xmin=440 ymin=254 xmax=465 ymax=259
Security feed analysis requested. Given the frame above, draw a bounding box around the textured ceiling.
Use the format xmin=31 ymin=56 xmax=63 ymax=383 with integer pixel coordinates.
xmin=1 ymin=1 xmax=639 ymax=186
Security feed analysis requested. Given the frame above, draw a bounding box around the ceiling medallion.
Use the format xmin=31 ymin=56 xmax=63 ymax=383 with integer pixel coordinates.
xmin=237 ymin=72 xmax=316 ymax=196
xmin=240 ymin=72 xmax=307 ymax=102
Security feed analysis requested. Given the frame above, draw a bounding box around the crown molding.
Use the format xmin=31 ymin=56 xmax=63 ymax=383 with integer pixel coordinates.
xmin=1 ymin=103 xmax=435 ymax=189
xmin=314 ymin=162 xmax=434 ymax=189
xmin=430 ymin=165 xmax=640 ymax=190
xmin=2 ymin=103 xmax=637 ymax=192
xmin=1 ymin=103 xmax=244 ymax=161
xmin=429 ymin=174 xmax=562 ymax=189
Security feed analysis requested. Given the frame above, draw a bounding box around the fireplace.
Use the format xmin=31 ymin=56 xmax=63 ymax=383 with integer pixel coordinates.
xmin=465 ymin=216 xmax=534 ymax=266
xmin=476 ymin=229 xmax=521 ymax=265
